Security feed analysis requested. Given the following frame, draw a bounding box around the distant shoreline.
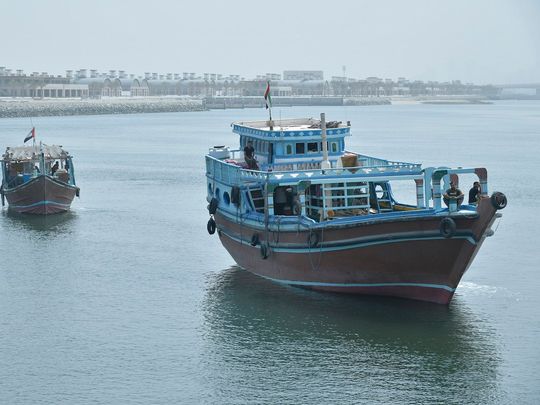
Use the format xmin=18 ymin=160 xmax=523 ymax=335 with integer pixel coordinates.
xmin=390 ymin=95 xmax=493 ymax=105
xmin=0 ymin=97 xmax=206 ymax=118
xmin=0 ymin=95 xmax=494 ymax=119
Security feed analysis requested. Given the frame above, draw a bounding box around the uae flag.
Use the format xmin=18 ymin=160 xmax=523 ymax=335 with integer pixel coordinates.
xmin=24 ymin=127 xmax=35 ymax=143
xmin=264 ymin=81 xmax=272 ymax=109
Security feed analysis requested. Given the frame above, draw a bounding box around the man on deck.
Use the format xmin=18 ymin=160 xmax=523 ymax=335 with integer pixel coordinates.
xmin=244 ymin=140 xmax=259 ymax=170
xmin=468 ymin=181 xmax=481 ymax=205
xmin=443 ymin=182 xmax=464 ymax=208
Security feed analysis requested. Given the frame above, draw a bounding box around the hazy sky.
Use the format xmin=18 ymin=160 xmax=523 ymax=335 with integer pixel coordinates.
xmin=2 ymin=0 xmax=539 ymax=84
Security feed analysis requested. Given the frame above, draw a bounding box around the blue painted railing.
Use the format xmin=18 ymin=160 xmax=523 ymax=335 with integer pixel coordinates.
xmin=206 ymin=154 xmax=423 ymax=187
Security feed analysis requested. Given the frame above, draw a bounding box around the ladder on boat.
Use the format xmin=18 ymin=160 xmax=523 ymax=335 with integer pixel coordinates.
xmin=248 ymin=187 xmax=265 ymax=214
xmin=370 ymin=182 xmax=394 ymax=213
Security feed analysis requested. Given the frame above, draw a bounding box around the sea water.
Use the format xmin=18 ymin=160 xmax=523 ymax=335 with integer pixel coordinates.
xmin=0 ymin=101 xmax=539 ymax=404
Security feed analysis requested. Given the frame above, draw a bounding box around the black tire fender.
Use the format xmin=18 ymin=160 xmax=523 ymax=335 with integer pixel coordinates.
xmin=208 ymin=197 xmax=219 ymax=215
xmin=207 ymin=217 xmax=216 ymax=235
xmin=490 ymin=192 xmax=507 ymax=210
xmin=440 ymin=217 xmax=456 ymax=239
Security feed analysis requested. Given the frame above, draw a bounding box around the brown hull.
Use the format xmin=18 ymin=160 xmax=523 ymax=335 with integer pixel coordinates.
xmin=3 ymin=175 xmax=77 ymax=215
xmin=214 ymin=198 xmax=498 ymax=304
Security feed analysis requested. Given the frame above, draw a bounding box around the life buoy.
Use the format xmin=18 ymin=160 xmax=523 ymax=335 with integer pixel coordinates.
xmin=260 ymin=243 xmax=269 ymax=259
xmin=250 ymin=233 xmax=260 ymax=246
xmin=308 ymin=232 xmax=319 ymax=248
xmin=207 ymin=217 xmax=216 ymax=235
xmin=208 ymin=197 xmax=219 ymax=214
xmin=490 ymin=192 xmax=507 ymax=210
xmin=440 ymin=217 xmax=456 ymax=239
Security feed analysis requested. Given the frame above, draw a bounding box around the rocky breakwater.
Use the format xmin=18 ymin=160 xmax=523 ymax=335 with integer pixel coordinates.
xmin=343 ymin=97 xmax=391 ymax=106
xmin=0 ymin=97 xmax=206 ymax=118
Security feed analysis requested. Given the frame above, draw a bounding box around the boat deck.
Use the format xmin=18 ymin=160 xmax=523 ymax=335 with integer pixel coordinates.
xmin=206 ymin=150 xmax=423 ymax=187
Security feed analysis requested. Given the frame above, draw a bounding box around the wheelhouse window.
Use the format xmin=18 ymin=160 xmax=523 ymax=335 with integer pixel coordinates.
xmin=331 ymin=142 xmax=338 ymax=153
xmin=296 ymin=143 xmax=305 ymax=154
xmin=319 ymin=141 xmax=329 ymax=152
xmin=286 ymin=144 xmax=293 ymax=155
xmin=307 ymin=142 xmax=318 ymax=153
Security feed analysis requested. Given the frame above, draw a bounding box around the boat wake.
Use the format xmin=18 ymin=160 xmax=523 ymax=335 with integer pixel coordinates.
xmin=459 ymin=281 xmax=499 ymax=294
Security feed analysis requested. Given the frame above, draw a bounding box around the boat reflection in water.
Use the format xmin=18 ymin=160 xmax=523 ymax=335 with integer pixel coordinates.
xmin=2 ymin=209 xmax=78 ymax=234
xmin=201 ymin=266 xmax=502 ymax=404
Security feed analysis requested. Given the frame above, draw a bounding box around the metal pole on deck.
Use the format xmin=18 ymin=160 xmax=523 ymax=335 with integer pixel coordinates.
xmin=264 ymin=175 xmax=269 ymax=231
xmin=321 ymin=113 xmax=329 ymax=168
xmin=39 ymin=142 xmax=45 ymax=175
xmin=320 ymin=113 xmax=332 ymax=219
xmin=263 ymin=173 xmax=270 ymax=258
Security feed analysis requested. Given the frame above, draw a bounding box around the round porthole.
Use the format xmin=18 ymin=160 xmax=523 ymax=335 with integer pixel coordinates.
xmin=375 ymin=185 xmax=384 ymax=199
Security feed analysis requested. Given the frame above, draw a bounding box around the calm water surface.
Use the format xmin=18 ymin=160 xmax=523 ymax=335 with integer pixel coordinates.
xmin=1 ymin=102 xmax=539 ymax=404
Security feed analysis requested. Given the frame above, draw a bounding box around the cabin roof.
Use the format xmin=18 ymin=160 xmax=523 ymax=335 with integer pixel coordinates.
xmin=232 ymin=117 xmax=351 ymax=140
xmin=2 ymin=145 xmax=69 ymax=161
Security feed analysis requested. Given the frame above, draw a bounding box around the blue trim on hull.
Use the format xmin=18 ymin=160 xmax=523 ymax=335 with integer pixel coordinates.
xmin=259 ymin=274 xmax=456 ymax=292
xmin=215 ymin=206 xmax=478 ymax=232
xmin=272 ymin=235 xmax=477 ymax=253
xmin=218 ymin=226 xmax=477 ymax=253
xmin=10 ymin=200 xmax=71 ymax=209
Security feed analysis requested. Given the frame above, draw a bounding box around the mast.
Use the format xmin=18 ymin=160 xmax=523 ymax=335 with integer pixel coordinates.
xmin=321 ymin=113 xmax=330 ymax=169
xmin=265 ymin=81 xmax=274 ymax=130
xmin=39 ymin=141 xmax=45 ymax=174
xmin=320 ymin=113 xmax=332 ymax=219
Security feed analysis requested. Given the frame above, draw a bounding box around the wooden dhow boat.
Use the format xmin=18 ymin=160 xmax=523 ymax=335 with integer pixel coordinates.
xmin=1 ymin=144 xmax=79 ymax=214
xmin=205 ymin=114 xmax=507 ymax=304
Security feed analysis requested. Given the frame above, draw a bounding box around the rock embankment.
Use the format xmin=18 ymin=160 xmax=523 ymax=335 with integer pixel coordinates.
xmin=343 ymin=97 xmax=391 ymax=106
xmin=0 ymin=97 xmax=206 ymax=118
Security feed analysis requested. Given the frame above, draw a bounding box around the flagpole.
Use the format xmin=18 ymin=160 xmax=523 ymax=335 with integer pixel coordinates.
xmin=268 ymin=80 xmax=272 ymax=122
xmin=30 ymin=118 xmax=35 ymax=148
xmin=264 ymin=81 xmax=273 ymax=129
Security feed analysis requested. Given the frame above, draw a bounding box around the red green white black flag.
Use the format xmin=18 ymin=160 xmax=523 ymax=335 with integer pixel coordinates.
xmin=264 ymin=81 xmax=272 ymax=109
xmin=24 ymin=127 xmax=35 ymax=143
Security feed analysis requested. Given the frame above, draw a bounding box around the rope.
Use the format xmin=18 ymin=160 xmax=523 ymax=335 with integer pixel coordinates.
xmin=237 ymin=201 xmax=243 ymax=246
xmin=307 ymin=224 xmax=324 ymax=272
xmin=272 ymin=216 xmax=282 ymax=244
xmin=493 ymin=216 xmax=502 ymax=234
